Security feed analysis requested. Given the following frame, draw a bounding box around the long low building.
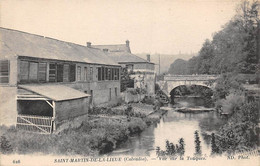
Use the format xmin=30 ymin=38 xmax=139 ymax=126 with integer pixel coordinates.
xmin=0 ymin=28 xmax=121 ymax=133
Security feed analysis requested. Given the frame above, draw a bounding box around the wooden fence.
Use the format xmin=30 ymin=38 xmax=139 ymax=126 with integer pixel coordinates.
xmin=16 ymin=114 xmax=53 ymax=134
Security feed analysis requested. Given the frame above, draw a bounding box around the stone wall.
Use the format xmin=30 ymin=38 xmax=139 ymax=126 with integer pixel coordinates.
xmin=0 ymin=87 xmax=17 ymax=126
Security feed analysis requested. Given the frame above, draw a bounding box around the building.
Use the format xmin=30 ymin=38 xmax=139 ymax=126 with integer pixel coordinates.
xmin=91 ymin=40 xmax=156 ymax=95
xmin=0 ymin=28 xmax=121 ymax=133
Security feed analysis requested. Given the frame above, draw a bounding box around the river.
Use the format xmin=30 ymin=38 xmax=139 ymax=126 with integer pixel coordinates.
xmin=110 ymin=97 xmax=226 ymax=157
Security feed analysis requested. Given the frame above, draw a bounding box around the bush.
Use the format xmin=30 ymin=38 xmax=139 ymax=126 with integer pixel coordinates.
xmin=0 ymin=135 xmax=13 ymax=154
xmin=217 ymin=101 xmax=259 ymax=154
xmin=127 ymin=118 xmax=146 ymax=134
xmin=216 ymin=92 xmax=245 ymax=114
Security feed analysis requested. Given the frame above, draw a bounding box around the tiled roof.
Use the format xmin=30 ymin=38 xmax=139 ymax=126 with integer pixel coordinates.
xmin=0 ymin=28 xmax=119 ymax=66
xmin=92 ymin=42 xmax=153 ymax=64
xmin=106 ymin=51 xmax=153 ymax=64
xmin=92 ymin=44 xmax=131 ymax=53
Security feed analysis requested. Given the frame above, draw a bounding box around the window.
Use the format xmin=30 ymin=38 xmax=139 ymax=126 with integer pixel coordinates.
xmin=90 ymin=67 xmax=93 ymax=81
xmin=57 ymin=64 xmax=64 ymax=82
xmin=29 ymin=62 xmax=38 ymax=82
xmin=112 ymin=68 xmax=115 ymax=80
xmin=63 ymin=64 xmax=69 ymax=82
xmin=77 ymin=66 xmax=81 ymax=81
xmin=108 ymin=68 xmax=111 ymax=80
xmin=101 ymin=67 xmax=105 ymax=80
xmin=0 ymin=60 xmax=9 ymax=84
xmin=69 ymin=64 xmax=76 ymax=82
xmin=90 ymin=90 xmax=93 ymax=104
xmin=105 ymin=68 xmax=108 ymax=80
xmin=117 ymin=68 xmax=120 ymax=80
xmin=84 ymin=67 xmax=87 ymax=81
xmin=38 ymin=62 xmax=47 ymax=82
xmin=109 ymin=88 xmax=111 ymax=101
xmin=49 ymin=63 xmax=56 ymax=82
xmin=115 ymin=87 xmax=117 ymax=97
xmin=98 ymin=67 xmax=101 ymax=81
xmin=20 ymin=61 xmax=29 ymax=82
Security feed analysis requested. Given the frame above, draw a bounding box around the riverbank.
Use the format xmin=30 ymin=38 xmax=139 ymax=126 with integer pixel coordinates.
xmin=0 ymin=103 xmax=167 ymax=156
xmin=176 ymin=106 xmax=215 ymax=113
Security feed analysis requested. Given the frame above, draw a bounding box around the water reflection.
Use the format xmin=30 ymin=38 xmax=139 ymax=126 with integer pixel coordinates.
xmin=110 ymin=98 xmax=226 ymax=157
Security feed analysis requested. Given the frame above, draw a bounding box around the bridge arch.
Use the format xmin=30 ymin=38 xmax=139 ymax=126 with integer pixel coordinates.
xmin=169 ymin=84 xmax=214 ymax=104
xmin=160 ymin=74 xmax=218 ymax=98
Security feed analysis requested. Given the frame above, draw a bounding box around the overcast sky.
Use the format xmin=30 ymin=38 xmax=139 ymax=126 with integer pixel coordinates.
xmin=1 ymin=0 xmax=241 ymax=55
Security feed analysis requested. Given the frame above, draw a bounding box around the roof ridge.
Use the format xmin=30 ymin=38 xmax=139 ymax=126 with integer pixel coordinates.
xmin=0 ymin=27 xmax=92 ymax=50
xmin=92 ymin=44 xmax=126 ymax=47
xmin=1 ymin=27 xmax=120 ymax=66
xmin=0 ymin=27 xmax=45 ymax=38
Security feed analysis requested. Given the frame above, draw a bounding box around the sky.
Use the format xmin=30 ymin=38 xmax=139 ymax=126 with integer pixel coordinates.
xmin=0 ymin=0 xmax=243 ymax=72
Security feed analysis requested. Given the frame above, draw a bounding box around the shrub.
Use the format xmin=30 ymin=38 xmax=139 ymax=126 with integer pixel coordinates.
xmin=194 ymin=130 xmax=202 ymax=156
xmin=0 ymin=135 xmax=13 ymax=154
xmin=127 ymin=118 xmax=146 ymax=134
xmin=217 ymin=101 xmax=259 ymax=154
xmin=216 ymin=92 xmax=245 ymax=114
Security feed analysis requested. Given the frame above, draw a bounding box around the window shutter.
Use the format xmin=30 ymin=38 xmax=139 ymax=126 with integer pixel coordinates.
xmin=49 ymin=63 xmax=56 ymax=82
xmin=57 ymin=64 xmax=64 ymax=82
xmin=69 ymin=64 xmax=76 ymax=82
xmin=0 ymin=60 xmax=9 ymax=83
xmin=38 ymin=62 xmax=47 ymax=82
xmin=63 ymin=64 xmax=69 ymax=82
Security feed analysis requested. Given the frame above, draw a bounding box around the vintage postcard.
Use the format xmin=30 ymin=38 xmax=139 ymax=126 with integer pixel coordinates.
xmin=0 ymin=0 xmax=259 ymax=166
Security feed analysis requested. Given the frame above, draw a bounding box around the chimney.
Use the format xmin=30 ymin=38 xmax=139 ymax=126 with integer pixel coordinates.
xmin=126 ymin=40 xmax=130 ymax=47
xmin=86 ymin=42 xmax=91 ymax=47
xmin=147 ymin=54 xmax=150 ymax=62
xmin=103 ymin=48 xmax=109 ymax=52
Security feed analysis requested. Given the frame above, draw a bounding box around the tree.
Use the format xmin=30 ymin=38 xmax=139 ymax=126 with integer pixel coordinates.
xmin=120 ymin=67 xmax=134 ymax=92
xmin=194 ymin=130 xmax=202 ymax=156
xmin=168 ymin=59 xmax=189 ymax=75
xmin=180 ymin=0 xmax=259 ymax=75
xmin=211 ymin=133 xmax=220 ymax=156
xmin=177 ymin=138 xmax=185 ymax=156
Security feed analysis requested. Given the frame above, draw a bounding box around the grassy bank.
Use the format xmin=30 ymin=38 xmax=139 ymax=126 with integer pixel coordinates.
xmin=0 ymin=103 xmax=167 ymax=155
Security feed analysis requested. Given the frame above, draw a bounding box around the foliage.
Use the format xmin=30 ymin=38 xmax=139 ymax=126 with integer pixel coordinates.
xmin=210 ymin=133 xmax=220 ymax=156
xmin=213 ymin=72 xmax=245 ymax=100
xmin=217 ymin=101 xmax=259 ymax=154
xmin=168 ymin=59 xmax=189 ymax=75
xmin=194 ymin=130 xmax=202 ymax=156
xmin=156 ymin=138 xmax=185 ymax=157
xmin=167 ymin=0 xmax=259 ymax=76
xmin=127 ymin=88 xmax=146 ymax=95
xmin=0 ymin=135 xmax=13 ymax=154
xmin=0 ymin=115 xmax=148 ymax=155
xmin=121 ymin=67 xmax=134 ymax=92
xmin=216 ymin=92 xmax=245 ymax=114
xmin=178 ymin=138 xmax=185 ymax=156
xmin=172 ymin=85 xmax=213 ymax=97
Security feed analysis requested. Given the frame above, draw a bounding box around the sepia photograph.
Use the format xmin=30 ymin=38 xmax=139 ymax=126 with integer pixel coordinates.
xmin=0 ymin=0 xmax=259 ymax=166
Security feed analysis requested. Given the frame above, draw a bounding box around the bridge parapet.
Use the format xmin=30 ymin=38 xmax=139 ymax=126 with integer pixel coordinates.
xmin=164 ymin=75 xmax=218 ymax=81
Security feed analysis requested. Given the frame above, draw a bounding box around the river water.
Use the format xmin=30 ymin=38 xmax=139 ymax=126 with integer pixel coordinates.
xmin=110 ymin=97 xmax=226 ymax=157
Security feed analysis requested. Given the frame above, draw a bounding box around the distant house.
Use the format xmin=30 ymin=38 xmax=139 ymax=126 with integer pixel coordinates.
xmin=91 ymin=40 xmax=156 ymax=95
xmin=0 ymin=28 xmax=121 ymax=133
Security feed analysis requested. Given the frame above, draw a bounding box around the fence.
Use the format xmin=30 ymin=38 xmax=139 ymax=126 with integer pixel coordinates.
xmin=16 ymin=114 xmax=53 ymax=134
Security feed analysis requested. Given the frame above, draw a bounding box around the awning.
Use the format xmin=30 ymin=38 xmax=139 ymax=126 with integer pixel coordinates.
xmin=18 ymin=85 xmax=90 ymax=101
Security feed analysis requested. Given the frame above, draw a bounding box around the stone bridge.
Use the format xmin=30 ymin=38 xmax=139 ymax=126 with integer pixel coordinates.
xmin=159 ymin=75 xmax=218 ymax=97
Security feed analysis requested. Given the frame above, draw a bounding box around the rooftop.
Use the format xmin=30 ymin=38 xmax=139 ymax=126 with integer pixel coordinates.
xmin=106 ymin=51 xmax=153 ymax=64
xmin=92 ymin=40 xmax=153 ymax=64
xmin=19 ymin=84 xmax=90 ymax=101
xmin=0 ymin=27 xmax=119 ymax=66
